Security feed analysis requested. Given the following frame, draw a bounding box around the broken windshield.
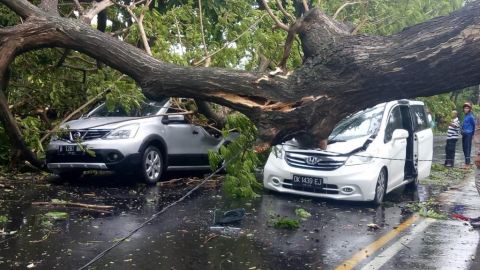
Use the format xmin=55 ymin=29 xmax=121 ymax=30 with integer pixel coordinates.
xmin=329 ymin=105 xmax=385 ymax=142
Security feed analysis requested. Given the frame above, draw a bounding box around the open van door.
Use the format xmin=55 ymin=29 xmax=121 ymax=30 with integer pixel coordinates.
xmin=411 ymin=105 xmax=433 ymax=179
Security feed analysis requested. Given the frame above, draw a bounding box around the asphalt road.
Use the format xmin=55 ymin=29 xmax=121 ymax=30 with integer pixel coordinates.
xmin=0 ymin=136 xmax=479 ymax=270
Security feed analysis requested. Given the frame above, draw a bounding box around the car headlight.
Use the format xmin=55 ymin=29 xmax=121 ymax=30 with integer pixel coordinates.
xmin=103 ymin=124 xmax=139 ymax=140
xmin=345 ymin=152 xmax=373 ymax=166
xmin=272 ymin=145 xmax=284 ymax=159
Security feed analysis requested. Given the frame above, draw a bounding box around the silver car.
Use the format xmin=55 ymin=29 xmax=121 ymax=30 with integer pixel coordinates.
xmin=46 ymin=98 xmax=230 ymax=184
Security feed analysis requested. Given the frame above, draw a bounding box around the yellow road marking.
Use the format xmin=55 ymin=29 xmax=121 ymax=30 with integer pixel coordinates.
xmin=334 ymin=214 xmax=420 ymax=270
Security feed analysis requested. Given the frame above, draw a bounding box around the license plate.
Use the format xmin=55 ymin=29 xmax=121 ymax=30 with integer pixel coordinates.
xmin=292 ymin=175 xmax=323 ymax=189
xmin=58 ymin=145 xmax=82 ymax=155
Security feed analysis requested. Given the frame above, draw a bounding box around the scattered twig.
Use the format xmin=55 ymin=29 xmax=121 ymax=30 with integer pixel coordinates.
xmin=401 ymin=242 xmax=411 ymax=250
xmin=32 ymin=201 xmax=114 ymax=210
xmin=203 ymin=233 xmax=219 ymax=244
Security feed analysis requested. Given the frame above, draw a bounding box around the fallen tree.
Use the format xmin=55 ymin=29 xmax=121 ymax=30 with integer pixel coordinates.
xmin=1 ymin=0 xmax=480 ymax=168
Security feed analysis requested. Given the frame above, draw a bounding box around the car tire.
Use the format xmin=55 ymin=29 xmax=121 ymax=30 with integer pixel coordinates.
xmin=58 ymin=171 xmax=83 ymax=181
xmin=405 ymin=176 xmax=419 ymax=190
xmin=140 ymin=146 xmax=164 ymax=184
xmin=373 ymin=169 xmax=387 ymax=205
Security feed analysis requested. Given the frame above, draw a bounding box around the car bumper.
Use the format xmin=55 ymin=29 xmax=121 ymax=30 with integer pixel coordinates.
xmin=46 ymin=139 xmax=142 ymax=172
xmin=263 ymin=154 xmax=382 ymax=201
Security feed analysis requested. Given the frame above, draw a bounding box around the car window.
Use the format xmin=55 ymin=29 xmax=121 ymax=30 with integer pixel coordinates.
xmin=384 ymin=106 xmax=403 ymax=143
xmin=89 ymin=100 xmax=165 ymax=117
xmin=411 ymin=105 xmax=429 ymax=131
xmin=328 ymin=105 xmax=384 ymax=142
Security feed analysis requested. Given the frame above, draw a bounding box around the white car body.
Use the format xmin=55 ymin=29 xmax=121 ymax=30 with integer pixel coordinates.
xmin=263 ymin=100 xmax=433 ymax=202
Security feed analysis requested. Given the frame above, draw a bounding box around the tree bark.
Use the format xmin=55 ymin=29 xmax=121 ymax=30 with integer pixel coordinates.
xmin=2 ymin=0 xmax=480 ymax=150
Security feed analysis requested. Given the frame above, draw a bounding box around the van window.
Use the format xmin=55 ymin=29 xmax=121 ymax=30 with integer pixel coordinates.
xmin=411 ymin=105 xmax=429 ymax=131
xmin=384 ymin=106 xmax=403 ymax=143
xmin=329 ymin=105 xmax=384 ymax=142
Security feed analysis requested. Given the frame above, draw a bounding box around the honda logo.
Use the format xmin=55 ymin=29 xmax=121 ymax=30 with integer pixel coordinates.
xmin=305 ymin=156 xmax=320 ymax=165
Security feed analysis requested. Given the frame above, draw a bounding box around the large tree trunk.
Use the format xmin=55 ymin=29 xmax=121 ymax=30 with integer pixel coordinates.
xmin=2 ymin=0 xmax=480 ymax=153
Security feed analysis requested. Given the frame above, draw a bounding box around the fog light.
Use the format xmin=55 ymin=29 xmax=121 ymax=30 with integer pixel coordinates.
xmin=341 ymin=186 xmax=355 ymax=194
xmin=107 ymin=152 xmax=120 ymax=162
xmin=272 ymin=177 xmax=281 ymax=186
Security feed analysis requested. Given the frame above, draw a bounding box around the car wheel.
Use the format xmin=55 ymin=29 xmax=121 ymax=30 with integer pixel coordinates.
xmin=58 ymin=171 xmax=83 ymax=181
xmin=140 ymin=146 xmax=164 ymax=184
xmin=405 ymin=176 xmax=419 ymax=190
xmin=373 ymin=169 xmax=387 ymax=205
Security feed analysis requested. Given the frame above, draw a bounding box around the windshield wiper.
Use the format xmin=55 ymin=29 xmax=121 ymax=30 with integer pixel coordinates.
xmin=328 ymin=139 xmax=346 ymax=144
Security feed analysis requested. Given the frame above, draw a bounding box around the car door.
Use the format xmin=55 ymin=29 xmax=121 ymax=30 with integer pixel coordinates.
xmin=411 ymin=105 xmax=433 ymax=179
xmin=161 ymin=102 xmax=222 ymax=167
xmin=383 ymin=106 xmax=407 ymax=189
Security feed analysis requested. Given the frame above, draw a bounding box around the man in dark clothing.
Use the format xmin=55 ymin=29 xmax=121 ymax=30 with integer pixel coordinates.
xmin=462 ymin=102 xmax=475 ymax=167
xmin=445 ymin=110 xmax=460 ymax=167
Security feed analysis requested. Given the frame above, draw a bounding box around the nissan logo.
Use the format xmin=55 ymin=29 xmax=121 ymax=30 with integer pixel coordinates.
xmin=305 ymin=156 xmax=320 ymax=165
xmin=73 ymin=132 xmax=82 ymax=139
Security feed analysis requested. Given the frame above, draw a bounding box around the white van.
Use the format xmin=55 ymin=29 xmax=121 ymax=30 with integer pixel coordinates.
xmin=263 ymin=100 xmax=433 ymax=204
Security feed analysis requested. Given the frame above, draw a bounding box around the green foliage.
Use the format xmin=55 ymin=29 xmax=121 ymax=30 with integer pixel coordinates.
xmin=208 ymin=114 xmax=262 ymax=199
xmin=405 ymin=199 xmax=447 ymax=220
xmin=272 ymin=216 xmax=300 ymax=230
xmin=17 ymin=116 xmax=44 ymax=156
xmin=0 ymin=215 xmax=9 ymax=224
xmin=295 ymin=208 xmax=312 ymax=220
xmin=44 ymin=211 xmax=69 ymax=220
xmin=417 ymin=94 xmax=455 ymax=131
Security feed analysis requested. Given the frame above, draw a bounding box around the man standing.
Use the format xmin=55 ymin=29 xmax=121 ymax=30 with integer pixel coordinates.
xmin=445 ymin=110 xmax=460 ymax=167
xmin=462 ymin=102 xmax=475 ymax=168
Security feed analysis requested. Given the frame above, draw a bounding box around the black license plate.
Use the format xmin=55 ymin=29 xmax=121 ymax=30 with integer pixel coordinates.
xmin=292 ymin=175 xmax=323 ymax=189
xmin=58 ymin=145 xmax=83 ymax=155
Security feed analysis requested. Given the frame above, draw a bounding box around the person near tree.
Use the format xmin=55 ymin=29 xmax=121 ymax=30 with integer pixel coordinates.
xmin=462 ymin=102 xmax=475 ymax=168
xmin=445 ymin=110 xmax=460 ymax=167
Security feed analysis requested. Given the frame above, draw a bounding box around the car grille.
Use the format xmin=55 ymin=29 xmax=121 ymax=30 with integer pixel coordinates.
xmin=285 ymin=151 xmax=347 ymax=171
xmin=282 ymin=179 xmax=339 ymax=194
xmin=58 ymin=129 xmax=110 ymax=141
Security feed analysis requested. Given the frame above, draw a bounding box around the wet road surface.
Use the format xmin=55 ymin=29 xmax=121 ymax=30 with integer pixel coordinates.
xmin=0 ymin=136 xmax=479 ymax=270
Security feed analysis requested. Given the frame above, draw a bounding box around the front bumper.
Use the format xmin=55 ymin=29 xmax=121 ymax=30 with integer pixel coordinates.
xmin=46 ymin=139 xmax=142 ymax=172
xmin=263 ymin=154 xmax=382 ymax=201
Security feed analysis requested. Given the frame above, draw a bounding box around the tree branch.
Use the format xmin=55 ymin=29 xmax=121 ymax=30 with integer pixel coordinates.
xmin=333 ymin=1 xmax=360 ymax=19
xmin=275 ymin=0 xmax=295 ymax=23
xmin=260 ymin=0 xmax=289 ymax=31
xmin=82 ymin=0 xmax=113 ymax=23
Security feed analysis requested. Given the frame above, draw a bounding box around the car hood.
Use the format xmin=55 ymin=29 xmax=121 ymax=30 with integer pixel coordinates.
xmin=283 ymin=136 xmax=371 ymax=155
xmin=62 ymin=117 xmax=139 ymax=130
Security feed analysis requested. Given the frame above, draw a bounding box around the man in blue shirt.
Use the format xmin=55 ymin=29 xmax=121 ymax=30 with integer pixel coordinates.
xmin=462 ymin=102 xmax=475 ymax=167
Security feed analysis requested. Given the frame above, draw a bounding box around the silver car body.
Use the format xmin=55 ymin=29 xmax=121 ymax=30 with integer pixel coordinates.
xmin=46 ymin=99 xmax=229 ymax=173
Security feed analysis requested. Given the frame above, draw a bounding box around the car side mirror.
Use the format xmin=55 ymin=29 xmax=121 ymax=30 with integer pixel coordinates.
xmin=162 ymin=114 xmax=186 ymax=124
xmin=392 ymin=129 xmax=409 ymax=141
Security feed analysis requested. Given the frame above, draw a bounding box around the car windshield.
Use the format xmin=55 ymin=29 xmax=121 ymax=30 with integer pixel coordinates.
xmin=88 ymin=101 xmax=164 ymax=117
xmin=328 ymin=105 xmax=385 ymax=142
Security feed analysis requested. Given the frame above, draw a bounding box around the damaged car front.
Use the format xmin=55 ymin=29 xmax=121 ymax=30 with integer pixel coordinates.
xmin=263 ymin=104 xmax=386 ymax=202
